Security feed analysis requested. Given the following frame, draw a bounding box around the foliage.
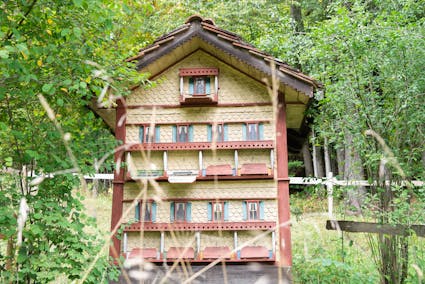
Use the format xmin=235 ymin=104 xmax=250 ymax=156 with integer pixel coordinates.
xmin=0 ymin=0 xmax=152 ymax=282
xmin=0 ymin=174 xmax=119 ymax=283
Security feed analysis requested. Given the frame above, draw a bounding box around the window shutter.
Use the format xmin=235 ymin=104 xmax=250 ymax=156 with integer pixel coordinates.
xmin=242 ymin=201 xmax=247 ymax=221
xmin=172 ymin=125 xmax=177 ymax=142
xmin=207 ymin=202 xmax=212 ymax=221
xmin=135 ymin=202 xmax=140 ymax=222
xmin=188 ymin=125 xmax=194 ymax=142
xmin=170 ymin=202 xmax=175 ymax=222
xmin=139 ymin=126 xmax=144 ymax=143
xmin=259 ymin=201 xmax=265 ymax=220
xmin=242 ymin=124 xmax=247 ymax=141
xmin=155 ymin=126 xmax=160 ymax=143
xmin=189 ymin=78 xmax=194 ymax=95
xmin=207 ymin=125 xmax=212 ymax=142
xmin=259 ymin=123 xmax=264 ymax=140
xmin=186 ymin=202 xmax=192 ymax=222
xmin=205 ymin=77 xmax=211 ymax=94
xmin=151 ymin=202 xmax=157 ymax=222
xmin=223 ymin=124 xmax=228 ymax=141
xmin=224 ymin=202 xmax=229 ymax=221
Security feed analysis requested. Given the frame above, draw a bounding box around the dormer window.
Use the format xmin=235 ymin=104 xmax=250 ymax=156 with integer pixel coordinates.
xmin=190 ymin=77 xmax=210 ymax=95
xmin=179 ymin=68 xmax=218 ymax=105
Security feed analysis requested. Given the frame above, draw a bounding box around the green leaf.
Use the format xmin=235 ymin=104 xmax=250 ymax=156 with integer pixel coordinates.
xmin=0 ymin=49 xmax=9 ymax=59
xmin=73 ymin=27 xmax=82 ymax=39
xmin=42 ymin=83 xmax=55 ymax=95
xmin=57 ymin=98 xmax=64 ymax=107
xmin=5 ymin=157 xmax=13 ymax=167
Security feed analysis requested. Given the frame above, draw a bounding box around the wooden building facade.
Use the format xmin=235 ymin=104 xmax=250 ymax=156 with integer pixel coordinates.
xmin=95 ymin=15 xmax=319 ymax=267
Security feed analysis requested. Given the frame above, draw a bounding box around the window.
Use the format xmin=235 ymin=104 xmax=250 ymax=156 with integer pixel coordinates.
xmin=178 ymin=125 xmax=188 ymax=142
xmin=242 ymin=201 xmax=265 ymax=221
xmin=139 ymin=125 xmax=160 ymax=143
xmin=172 ymin=125 xmax=194 ymax=143
xmin=170 ymin=202 xmax=192 ymax=222
xmin=207 ymin=123 xmax=228 ymax=142
xmin=207 ymin=201 xmax=229 ymax=221
xmin=242 ymin=123 xmax=264 ymax=141
xmin=189 ymin=77 xmax=211 ymax=95
xmin=214 ymin=203 xmax=223 ymax=221
xmin=248 ymin=201 xmax=258 ymax=220
xmin=135 ymin=201 xmax=157 ymax=222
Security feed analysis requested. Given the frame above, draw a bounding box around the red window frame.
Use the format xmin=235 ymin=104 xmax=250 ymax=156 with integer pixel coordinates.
xmin=177 ymin=124 xmax=189 ymax=143
xmin=246 ymin=200 xmax=260 ymax=220
xmin=174 ymin=202 xmax=187 ymax=222
xmin=214 ymin=123 xmax=224 ymax=142
xmin=193 ymin=77 xmax=206 ymax=95
xmin=247 ymin=123 xmax=259 ymax=141
xmin=138 ymin=201 xmax=153 ymax=222
xmin=212 ymin=201 xmax=224 ymax=221
xmin=140 ymin=124 xmax=154 ymax=143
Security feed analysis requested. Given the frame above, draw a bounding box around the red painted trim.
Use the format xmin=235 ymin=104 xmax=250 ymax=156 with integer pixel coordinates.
xmin=180 ymin=93 xmax=218 ymax=105
xmin=125 ymin=102 xmax=272 ymax=109
xmin=275 ymin=94 xmax=292 ymax=267
xmin=122 ymin=196 xmax=276 ymax=203
xmin=179 ymin=67 xmax=219 ymax=76
xmin=124 ymin=221 xmax=276 ymax=232
xmin=116 ymin=258 xmax=275 ymax=264
xmin=127 ymin=140 xmax=274 ymax=151
xmin=126 ymin=174 xmax=274 ymax=182
xmin=126 ymin=120 xmax=272 ymax=126
xmin=110 ymin=98 xmax=126 ymax=258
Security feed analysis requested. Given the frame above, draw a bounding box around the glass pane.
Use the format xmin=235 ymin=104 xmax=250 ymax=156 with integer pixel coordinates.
xmin=194 ymin=77 xmax=205 ymax=94
xmin=175 ymin=203 xmax=186 ymax=221
xmin=248 ymin=124 xmax=258 ymax=140
xmin=144 ymin=204 xmax=151 ymax=221
xmin=145 ymin=126 xmax=151 ymax=143
xmin=248 ymin=202 xmax=258 ymax=220
xmin=216 ymin=125 xmax=223 ymax=142
xmin=178 ymin=126 xmax=188 ymax=142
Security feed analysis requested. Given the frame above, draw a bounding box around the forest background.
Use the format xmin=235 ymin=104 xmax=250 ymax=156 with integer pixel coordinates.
xmin=0 ymin=0 xmax=424 ymax=283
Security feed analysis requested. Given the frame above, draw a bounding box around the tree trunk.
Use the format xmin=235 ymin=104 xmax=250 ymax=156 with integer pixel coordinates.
xmin=290 ymin=1 xmax=305 ymax=33
xmin=336 ymin=147 xmax=345 ymax=178
xmin=377 ymin=160 xmax=409 ymax=284
xmin=324 ymin=137 xmax=332 ymax=177
xmin=315 ymin=146 xmax=325 ymax=178
xmin=301 ymin=140 xmax=314 ymax=177
xmin=344 ymin=133 xmax=366 ymax=214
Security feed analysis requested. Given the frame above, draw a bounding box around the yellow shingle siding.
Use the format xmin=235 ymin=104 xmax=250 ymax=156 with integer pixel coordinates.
xmin=127 ymin=50 xmax=270 ymax=106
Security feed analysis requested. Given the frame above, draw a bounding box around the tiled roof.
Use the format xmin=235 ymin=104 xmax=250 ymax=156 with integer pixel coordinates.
xmin=126 ymin=15 xmax=321 ymax=90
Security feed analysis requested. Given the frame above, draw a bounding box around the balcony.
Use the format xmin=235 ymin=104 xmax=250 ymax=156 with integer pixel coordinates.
xmin=127 ymin=140 xmax=274 ymax=151
xmin=124 ymin=221 xmax=276 ymax=232
xmin=180 ymin=93 xmax=218 ymax=106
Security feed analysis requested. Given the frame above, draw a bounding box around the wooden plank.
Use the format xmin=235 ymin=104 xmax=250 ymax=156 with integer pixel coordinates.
xmin=326 ymin=220 xmax=425 ymax=238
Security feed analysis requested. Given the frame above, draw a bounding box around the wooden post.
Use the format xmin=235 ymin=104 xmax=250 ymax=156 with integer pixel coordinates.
xmin=276 ymin=94 xmax=292 ymax=266
xmin=327 ymin=172 xmax=334 ymax=218
xmin=109 ymin=98 xmax=126 ymax=258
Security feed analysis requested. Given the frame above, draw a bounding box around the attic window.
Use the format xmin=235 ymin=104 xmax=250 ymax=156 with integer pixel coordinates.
xmin=190 ymin=77 xmax=210 ymax=95
xmin=179 ymin=68 xmax=219 ymax=105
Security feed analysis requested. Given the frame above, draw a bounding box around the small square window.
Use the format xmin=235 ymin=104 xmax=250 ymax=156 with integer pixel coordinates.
xmin=178 ymin=125 xmax=188 ymax=142
xmin=213 ymin=203 xmax=223 ymax=221
xmin=247 ymin=123 xmax=259 ymax=141
xmin=139 ymin=125 xmax=155 ymax=143
xmin=175 ymin=202 xmax=186 ymax=222
xmin=189 ymin=77 xmax=211 ymax=95
xmin=247 ymin=201 xmax=259 ymax=220
xmin=194 ymin=77 xmax=205 ymax=94
xmin=136 ymin=202 xmax=155 ymax=222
